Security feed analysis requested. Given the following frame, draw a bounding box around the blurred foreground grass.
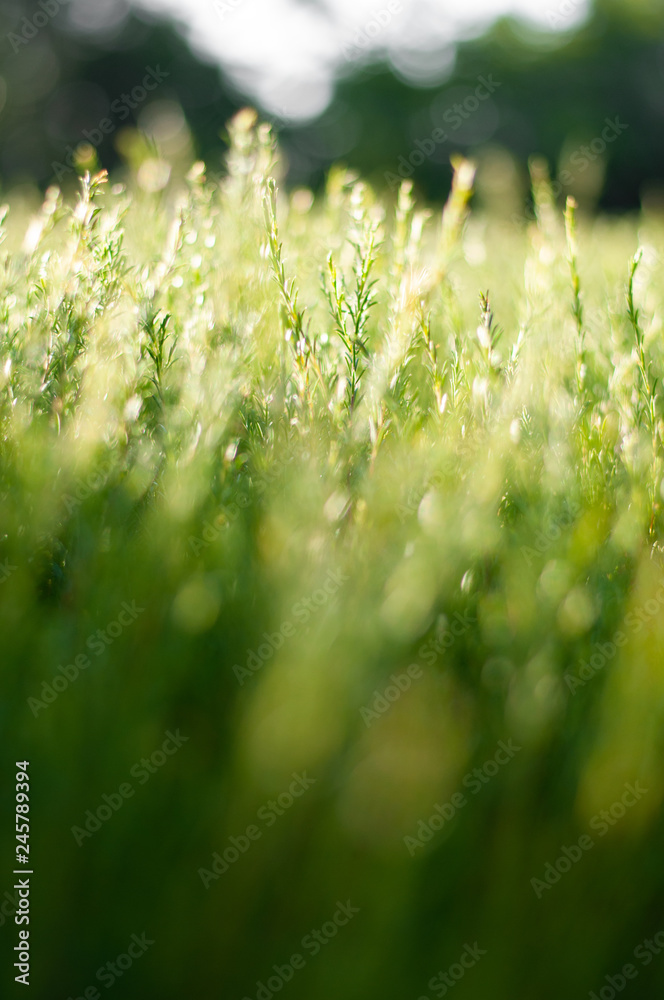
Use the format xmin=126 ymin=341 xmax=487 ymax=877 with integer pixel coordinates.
xmin=1 ymin=110 xmax=664 ymax=999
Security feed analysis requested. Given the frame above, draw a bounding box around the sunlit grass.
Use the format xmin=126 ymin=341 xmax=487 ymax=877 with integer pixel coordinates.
xmin=3 ymin=108 xmax=664 ymax=998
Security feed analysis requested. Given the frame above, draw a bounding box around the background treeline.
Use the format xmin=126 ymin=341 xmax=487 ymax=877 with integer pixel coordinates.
xmin=0 ymin=1 xmax=663 ymax=203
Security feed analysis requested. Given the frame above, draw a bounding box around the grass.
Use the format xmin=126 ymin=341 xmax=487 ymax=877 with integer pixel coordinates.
xmin=2 ymin=108 xmax=664 ymax=999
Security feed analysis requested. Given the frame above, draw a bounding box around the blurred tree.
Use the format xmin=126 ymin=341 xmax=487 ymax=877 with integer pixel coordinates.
xmin=1 ymin=0 xmax=664 ymax=210
xmin=281 ymin=0 xmax=664 ymax=209
xmin=0 ymin=3 xmax=243 ymax=188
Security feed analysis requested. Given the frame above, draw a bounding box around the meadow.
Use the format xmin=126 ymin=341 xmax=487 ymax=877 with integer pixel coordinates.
xmin=2 ymin=109 xmax=664 ymax=998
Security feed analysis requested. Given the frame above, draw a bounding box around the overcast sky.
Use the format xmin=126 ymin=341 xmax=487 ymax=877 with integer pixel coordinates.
xmin=74 ymin=0 xmax=592 ymax=120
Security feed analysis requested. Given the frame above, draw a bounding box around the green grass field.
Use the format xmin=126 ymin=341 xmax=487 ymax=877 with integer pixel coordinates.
xmin=3 ymin=109 xmax=664 ymax=998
